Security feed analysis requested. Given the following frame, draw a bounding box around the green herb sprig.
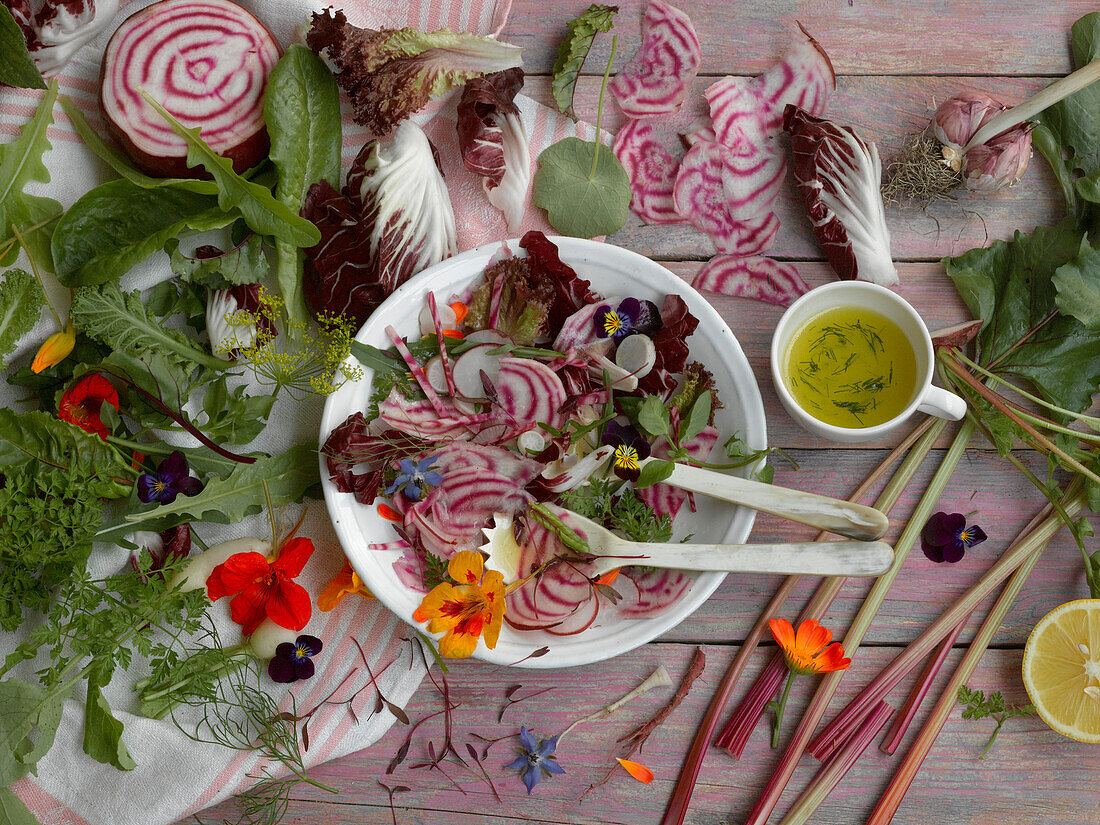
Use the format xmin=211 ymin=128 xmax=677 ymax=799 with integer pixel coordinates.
xmin=957 ymin=685 xmax=1036 ymax=759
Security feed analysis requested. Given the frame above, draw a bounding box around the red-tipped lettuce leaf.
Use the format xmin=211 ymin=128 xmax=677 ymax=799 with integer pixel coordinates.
xmin=520 ymin=231 xmax=600 ymax=329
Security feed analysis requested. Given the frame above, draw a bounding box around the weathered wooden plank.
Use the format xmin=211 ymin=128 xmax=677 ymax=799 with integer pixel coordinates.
xmin=192 ymin=644 xmax=1100 ymax=825
xmin=502 ymin=0 xmax=1090 ymax=77
xmin=518 ymin=74 xmax=1064 ymax=261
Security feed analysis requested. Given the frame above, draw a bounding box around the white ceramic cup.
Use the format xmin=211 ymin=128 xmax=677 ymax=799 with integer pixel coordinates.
xmin=770 ymin=281 xmax=966 ymax=443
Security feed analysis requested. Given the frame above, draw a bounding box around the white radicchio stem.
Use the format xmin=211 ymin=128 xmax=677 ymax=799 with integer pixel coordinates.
xmin=962 ymin=57 xmax=1100 ymax=153
xmin=557 ymin=666 xmax=673 ymax=744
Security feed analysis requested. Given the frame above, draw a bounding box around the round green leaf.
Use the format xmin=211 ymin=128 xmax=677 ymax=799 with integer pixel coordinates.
xmin=533 ymin=137 xmax=630 ymax=238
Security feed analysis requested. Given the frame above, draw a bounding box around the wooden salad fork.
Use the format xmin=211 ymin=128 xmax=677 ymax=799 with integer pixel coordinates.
xmin=645 ymin=460 xmax=890 ymax=541
xmin=559 ymin=510 xmax=895 ymax=578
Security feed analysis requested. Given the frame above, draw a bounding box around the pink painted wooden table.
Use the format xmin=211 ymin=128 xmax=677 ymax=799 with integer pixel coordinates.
xmin=196 ymin=2 xmax=1100 ymax=822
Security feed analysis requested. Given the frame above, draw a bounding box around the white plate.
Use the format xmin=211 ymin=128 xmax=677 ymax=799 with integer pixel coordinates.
xmin=318 ymin=237 xmax=767 ymax=668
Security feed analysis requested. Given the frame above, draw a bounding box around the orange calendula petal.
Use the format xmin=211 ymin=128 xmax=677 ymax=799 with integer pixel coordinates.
xmin=596 ymin=568 xmax=620 ymax=586
xmin=447 ymin=550 xmax=485 ymax=585
xmin=378 ymin=503 xmax=402 ymax=522
xmin=441 ymin=328 xmax=464 ymax=339
xmin=616 ymin=758 xmax=654 ymax=783
xmin=796 ymin=619 xmax=831 ymax=655
xmin=768 ymin=618 xmax=796 ymax=651
xmin=318 ymin=563 xmax=355 ymax=611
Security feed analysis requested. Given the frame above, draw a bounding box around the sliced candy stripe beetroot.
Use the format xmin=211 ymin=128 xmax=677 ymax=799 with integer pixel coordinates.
xmin=609 ymin=0 xmax=701 ymax=118
xmin=613 ymin=119 xmax=685 ymax=225
xmin=720 ymin=141 xmax=787 ymax=220
xmin=692 ymin=255 xmax=810 ymax=306
xmin=706 ymin=23 xmax=834 ymax=146
xmin=673 ymin=140 xmax=780 ymax=255
xmin=100 ymin=0 xmax=281 ymax=177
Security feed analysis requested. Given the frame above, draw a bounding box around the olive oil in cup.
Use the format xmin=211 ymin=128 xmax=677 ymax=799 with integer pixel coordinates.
xmin=770 ymin=281 xmax=966 ymax=443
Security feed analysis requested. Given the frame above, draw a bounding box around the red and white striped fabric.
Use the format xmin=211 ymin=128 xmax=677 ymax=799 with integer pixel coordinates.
xmin=0 ymin=1 xmax=598 ymax=823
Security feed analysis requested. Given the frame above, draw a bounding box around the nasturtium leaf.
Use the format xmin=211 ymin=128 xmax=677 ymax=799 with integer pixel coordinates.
xmin=0 ymin=678 xmax=64 ymax=785
xmin=82 ymin=675 xmax=136 ymax=771
xmin=944 ymin=219 xmax=1100 ymax=414
xmin=0 ymin=269 xmax=44 ymax=363
xmin=551 ymin=4 xmax=618 ymax=119
xmin=0 ymin=78 xmax=61 ymax=269
xmin=534 ymin=137 xmax=630 ymax=238
xmin=0 ymin=787 xmax=40 ymax=825
xmin=0 ymin=6 xmax=44 ymax=89
xmin=1053 ymin=237 xmax=1100 ymax=328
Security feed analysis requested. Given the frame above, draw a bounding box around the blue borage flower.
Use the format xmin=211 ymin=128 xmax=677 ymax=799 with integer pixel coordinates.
xmin=601 ymin=420 xmax=652 ymax=482
xmin=383 ymin=455 xmax=443 ymax=500
xmin=921 ymin=511 xmax=987 ymax=563
xmin=505 ymin=726 xmax=565 ymax=794
xmin=137 ymin=450 xmax=203 ymax=504
xmin=594 ymin=297 xmax=662 ymax=341
xmin=268 ymin=634 xmax=323 ymax=683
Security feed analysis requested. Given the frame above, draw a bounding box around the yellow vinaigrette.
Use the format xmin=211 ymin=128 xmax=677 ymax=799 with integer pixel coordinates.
xmin=782 ymin=306 xmax=917 ymax=428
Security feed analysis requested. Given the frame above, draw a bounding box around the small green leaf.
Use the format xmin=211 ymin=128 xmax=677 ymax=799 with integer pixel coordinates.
xmin=83 ymin=675 xmax=136 ymax=771
xmin=1076 ymin=170 xmax=1100 ymax=204
xmin=637 ymin=395 xmax=670 ymax=437
xmin=634 ymin=459 xmax=674 ymax=489
xmin=681 ymin=390 xmax=712 ymax=443
xmin=0 ymin=677 xmax=64 ymax=785
xmin=139 ymin=91 xmax=321 ymax=248
xmin=0 ymin=6 xmax=45 ymax=89
xmin=551 ymin=4 xmax=618 ymax=118
xmin=0 ymin=787 xmax=40 ymax=825
xmin=1053 ymin=237 xmax=1100 ymax=328
xmin=0 ymin=269 xmax=44 ymax=363
xmin=533 ymin=137 xmax=630 ymax=238
xmin=165 ymin=235 xmax=269 ymax=288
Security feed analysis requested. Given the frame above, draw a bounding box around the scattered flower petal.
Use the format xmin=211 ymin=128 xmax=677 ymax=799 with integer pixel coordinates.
xmin=616 ymin=757 xmax=654 ymax=783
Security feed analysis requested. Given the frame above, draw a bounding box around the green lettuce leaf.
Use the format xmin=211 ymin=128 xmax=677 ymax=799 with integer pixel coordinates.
xmin=1053 ymin=237 xmax=1100 ymax=328
xmin=0 ymin=78 xmax=61 ymax=269
xmin=534 ymin=136 xmax=630 ymax=238
xmin=0 ymin=787 xmax=40 ymax=825
xmin=265 ymin=44 xmax=342 ymax=332
xmin=0 ymin=269 xmax=44 ymax=363
xmin=551 ymin=4 xmax=618 ymax=119
xmin=0 ymin=678 xmax=63 ymax=785
xmin=0 ymin=6 xmax=44 ymax=90
xmin=944 ymin=219 xmax=1100 ymax=413
xmin=52 ymin=179 xmax=233 ymax=287
xmin=82 ymin=675 xmax=135 ymax=771
xmin=139 ymin=91 xmax=321 ymax=248
xmin=70 ymin=281 xmax=230 ymax=372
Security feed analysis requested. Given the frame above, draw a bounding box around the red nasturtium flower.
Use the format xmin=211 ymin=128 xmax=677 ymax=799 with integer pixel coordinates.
xmin=206 ymin=537 xmax=315 ymax=635
xmin=58 ymin=373 xmax=119 ymax=439
xmin=413 ymin=550 xmax=505 ymax=658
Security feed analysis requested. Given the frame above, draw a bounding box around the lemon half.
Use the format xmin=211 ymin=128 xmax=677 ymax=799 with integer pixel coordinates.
xmin=1021 ymin=599 xmax=1100 ymax=743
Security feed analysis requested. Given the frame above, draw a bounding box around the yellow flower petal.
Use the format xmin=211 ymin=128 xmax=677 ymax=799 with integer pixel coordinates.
xmin=447 ymin=550 xmax=485 ymax=585
xmin=31 ymin=322 xmax=75 ymax=374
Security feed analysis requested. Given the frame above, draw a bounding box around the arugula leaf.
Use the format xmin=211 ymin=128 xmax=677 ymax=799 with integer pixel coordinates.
xmin=165 ymin=235 xmax=268 ymax=288
xmin=140 ymin=91 xmax=321 ymax=248
xmin=0 ymin=787 xmax=40 ymax=825
xmin=265 ymin=44 xmax=342 ymax=330
xmin=551 ymin=4 xmax=618 ymax=118
xmin=198 ymin=374 xmax=276 ymax=444
xmin=0 ymin=78 xmax=62 ymax=269
xmin=1053 ymin=236 xmax=1100 ymax=328
xmin=106 ymin=444 xmax=319 ymax=539
xmin=58 ymin=97 xmax=218 ymax=196
xmin=52 ymin=179 xmax=233 ymax=287
xmin=943 ymin=219 xmax=1100 ymax=413
xmin=0 ymin=6 xmax=44 ymax=90
xmin=534 ymin=136 xmax=630 ymax=238
xmin=70 ymin=281 xmax=230 ymax=372
xmin=83 ymin=675 xmax=136 ymax=770
xmin=0 ymin=678 xmax=63 ymax=784
xmin=0 ymin=409 xmax=132 ymax=496
xmin=0 ymin=269 xmax=43 ymax=362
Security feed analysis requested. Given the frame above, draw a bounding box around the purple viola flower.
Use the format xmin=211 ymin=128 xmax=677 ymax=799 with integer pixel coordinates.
xmin=922 ymin=512 xmax=987 ymax=563
xmin=601 ymin=420 xmax=652 ymax=482
xmin=383 ymin=455 xmax=443 ymax=500
xmin=268 ymin=634 xmax=324 ymax=683
xmin=137 ymin=451 xmax=203 ymax=504
xmin=505 ymin=726 xmax=565 ymax=794
xmin=594 ymin=297 xmax=662 ymax=341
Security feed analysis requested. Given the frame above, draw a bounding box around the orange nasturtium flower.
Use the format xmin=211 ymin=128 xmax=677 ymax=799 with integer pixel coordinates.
xmin=32 ymin=321 xmax=76 ymax=373
xmin=767 ymin=619 xmax=851 ymax=748
xmin=413 ymin=550 xmax=505 ymax=659
xmin=318 ymin=560 xmax=375 ymax=611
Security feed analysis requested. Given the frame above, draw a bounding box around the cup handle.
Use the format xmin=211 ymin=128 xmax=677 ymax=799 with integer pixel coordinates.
xmin=916 ymin=385 xmax=967 ymax=421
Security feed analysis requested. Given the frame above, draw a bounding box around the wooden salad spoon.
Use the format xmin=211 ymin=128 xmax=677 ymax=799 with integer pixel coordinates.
xmin=643 ymin=459 xmax=890 ymax=541
xmin=559 ymin=509 xmax=895 ymax=578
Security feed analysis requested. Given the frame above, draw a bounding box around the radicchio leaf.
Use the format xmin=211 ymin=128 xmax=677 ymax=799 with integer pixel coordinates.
xmin=14 ymin=0 xmax=119 ymax=77
xmin=302 ymin=121 xmax=457 ymax=325
xmin=784 ymin=105 xmax=898 ymax=286
xmin=612 ymin=118 xmax=684 ymax=225
xmin=306 ymin=8 xmax=524 ymax=136
xmin=457 ymin=68 xmax=531 ymax=232
xmin=638 ymin=294 xmax=698 ymax=395
xmin=519 ymin=231 xmax=600 ymax=330
xmin=691 ymin=255 xmax=809 ymax=306
xmin=322 ymin=413 xmax=427 ymax=505
xmin=609 ymin=0 xmax=701 ymax=118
